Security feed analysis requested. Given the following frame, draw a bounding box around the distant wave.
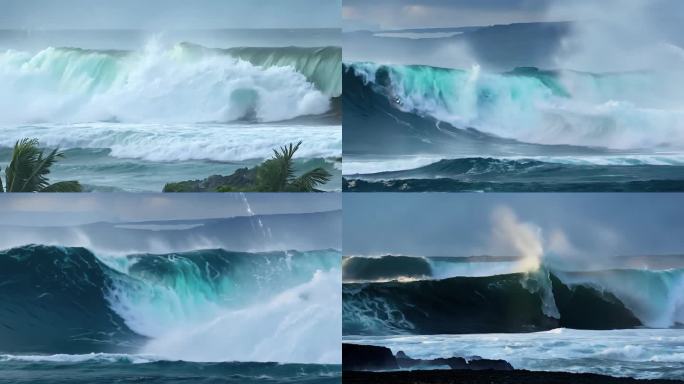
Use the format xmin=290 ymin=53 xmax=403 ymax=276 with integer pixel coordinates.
xmin=0 ymin=245 xmax=341 ymax=364
xmin=345 ymin=62 xmax=684 ymax=151
xmin=344 ymin=157 xmax=684 ymax=186
xmin=0 ymin=42 xmax=340 ymax=123
xmin=343 ymin=154 xmax=684 ymax=175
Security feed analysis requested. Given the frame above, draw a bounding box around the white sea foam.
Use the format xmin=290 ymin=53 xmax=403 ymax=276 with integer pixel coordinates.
xmin=141 ymin=268 xmax=342 ymax=364
xmin=0 ymin=41 xmax=332 ymax=124
xmin=352 ymin=63 xmax=684 ymax=150
xmin=344 ymin=328 xmax=684 ymax=380
xmin=0 ymin=123 xmax=341 ymax=162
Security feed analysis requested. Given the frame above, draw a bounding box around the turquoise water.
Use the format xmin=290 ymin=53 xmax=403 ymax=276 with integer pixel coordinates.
xmin=0 ymin=123 xmax=341 ymax=191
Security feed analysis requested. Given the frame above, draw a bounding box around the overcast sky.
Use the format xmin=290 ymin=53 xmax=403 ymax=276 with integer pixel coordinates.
xmin=342 ymin=0 xmax=683 ymax=31
xmin=0 ymin=0 xmax=341 ymax=29
xmin=0 ymin=194 xmax=340 ymax=226
xmin=344 ymin=194 xmax=684 ymax=258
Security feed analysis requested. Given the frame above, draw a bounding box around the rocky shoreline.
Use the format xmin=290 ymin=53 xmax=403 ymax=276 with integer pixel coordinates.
xmin=342 ymin=344 xmax=683 ymax=384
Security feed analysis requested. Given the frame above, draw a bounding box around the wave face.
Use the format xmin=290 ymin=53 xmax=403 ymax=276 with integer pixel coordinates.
xmin=0 ymin=42 xmax=340 ymax=123
xmin=343 ymin=265 xmax=684 ymax=335
xmin=345 ymin=62 xmax=684 ymax=151
xmin=0 ymin=245 xmax=341 ymax=364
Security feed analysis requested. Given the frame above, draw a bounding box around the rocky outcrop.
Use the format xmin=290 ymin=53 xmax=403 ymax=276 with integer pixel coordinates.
xmin=163 ymin=167 xmax=257 ymax=192
xmin=343 ymin=344 xmax=513 ymax=372
xmin=395 ymin=350 xmax=513 ymax=371
xmin=342 ymin=343 xmax=399 ymax=371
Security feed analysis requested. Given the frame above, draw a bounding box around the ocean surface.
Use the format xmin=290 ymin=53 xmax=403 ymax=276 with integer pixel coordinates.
xmin=342 ymin=25 xmax=684 ymax=191
xmin=0 ymin=356 xmax=341 ymax=384
xmin=0 ymin=244 xmax=342 ymax=383
xmin=342 ymin=255 xmax=684 ymax=380
xmin=0 ymin=29 xmax=341 ymax=191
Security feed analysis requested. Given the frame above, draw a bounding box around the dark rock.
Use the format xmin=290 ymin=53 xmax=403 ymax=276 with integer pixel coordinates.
xmin=395 ymin=351 xmax=512 ymax=371
xmin=342 ymin=343 xmax=398 ymax=371
xmin=163 ymin=167 xmax=257 ymax=192
xmin=342 ymin=369 xmax=683 ymax=384
xmin=467 ymin=358 xmax=514 ymax=371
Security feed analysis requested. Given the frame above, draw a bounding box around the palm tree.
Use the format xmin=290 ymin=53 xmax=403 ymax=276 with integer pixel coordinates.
xmin=0 ymin=138 xmax=82 ymax=192
xmin=256 ymin=141 xmax=331 ymax=192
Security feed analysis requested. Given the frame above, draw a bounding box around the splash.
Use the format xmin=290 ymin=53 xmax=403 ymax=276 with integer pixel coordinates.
xmin=0 ymin=41 xmax=336 ymax=124
xmin=490 ymin=206 xmax=543 ymax=273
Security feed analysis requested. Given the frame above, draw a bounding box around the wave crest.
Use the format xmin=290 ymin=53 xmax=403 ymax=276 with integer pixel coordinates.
xmin=0 ymin=42 xmax=340 ymax=123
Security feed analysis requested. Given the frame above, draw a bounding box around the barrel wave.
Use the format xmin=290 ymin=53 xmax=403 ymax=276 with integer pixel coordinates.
xmin=0 ymin=245 xmax=341 ymax=364
xmin=0 ymin=43 xmax=340 ymax=123
xmin=342 ymin=258 xmax=684 ymax=335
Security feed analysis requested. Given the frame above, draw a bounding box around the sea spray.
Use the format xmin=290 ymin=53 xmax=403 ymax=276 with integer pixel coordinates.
xmin=142 ymin=268 xmax=342 ymax=363
xmin=240 ymin=192 xmax=269 ymax=239
xmin=490 ymin=206 xmax=543 ymax=273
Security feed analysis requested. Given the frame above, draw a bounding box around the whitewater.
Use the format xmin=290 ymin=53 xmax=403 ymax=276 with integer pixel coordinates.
xmin=342 ymin=62 xmax=684 ymax=190
xmin=0 ymin=37 xmax=342 ymax=191
xmin=0 ymin=245 xmax=342 ymax=364
xmin=344 ymin=328 xmax=684 ymax=380
xmin=348 ymin=62 xmax=684 ymax=150
xmin=343 ymin=255 xmax=684 ymax=381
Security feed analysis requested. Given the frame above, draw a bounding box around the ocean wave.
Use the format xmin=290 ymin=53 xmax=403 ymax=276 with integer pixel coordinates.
xmin=0 ymin=42 xmax=340 ymax=124
xmin=343 ymin=154 xmax=684 ymax=175
xmin=0 ymin=245 xmax=341 ymax=363
xmin=344 ymin=158 xmax=684 ymax=190
xmin=343 ymin=266 xmax=684 ymax=335
xmin=345 ymin=62 xmax=684 ymax=150
xmin=0 ymin=123 xmax=341 ymax=162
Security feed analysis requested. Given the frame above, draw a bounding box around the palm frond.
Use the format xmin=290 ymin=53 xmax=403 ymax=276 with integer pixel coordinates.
xmin=256 ymin=158 xmax=289 ymax=191
xmin=274 ymin=141 xmax=301 ymax=183
xmin=290 ymin=167 xmax=332 ymax=192
xmin=4 ymin=138 xmax=67 ymax=192
xmin=256 ymin=141 xmax=303 ymax=191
